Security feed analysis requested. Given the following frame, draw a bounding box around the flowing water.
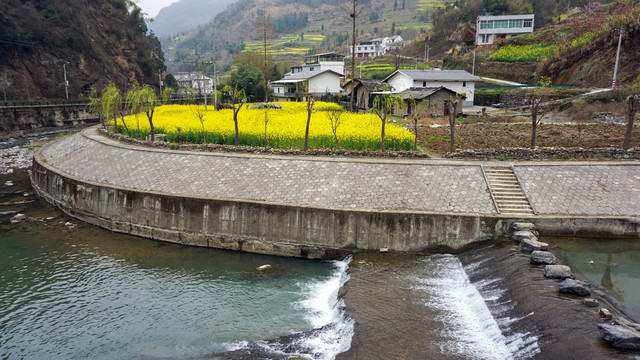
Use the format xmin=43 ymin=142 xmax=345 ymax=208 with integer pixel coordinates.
xmin=0 ymin=169 xmax=352 ymax=360
xmin=1 ymin=139 xmax=639 ymax=359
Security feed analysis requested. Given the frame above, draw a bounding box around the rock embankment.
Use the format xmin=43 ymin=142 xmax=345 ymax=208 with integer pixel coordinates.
xmin=0 ymin=146 xmax=33 ymax=175
xmin=509 ymin=221 xmax=640 ymax=352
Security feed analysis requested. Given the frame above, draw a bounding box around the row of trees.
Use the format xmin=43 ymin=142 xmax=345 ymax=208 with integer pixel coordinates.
xmin=89 ymin=83 xmax=173 ymax=143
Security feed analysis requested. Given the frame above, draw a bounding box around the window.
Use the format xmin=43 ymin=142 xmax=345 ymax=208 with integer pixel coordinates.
xmin=509 ymin=19 xmax=523 ymax=28
xmin=479 ymin=20 xmax=487 ymax=29
xmin=495 ymin=20 xmax=508 ymax=28
xmin=310 ymin=67 xmax=315 ymax=71
xmin=423 ymin=81 xmax=426 ymax=87
xmin=523 ymin=19 xmax=533 ymax=27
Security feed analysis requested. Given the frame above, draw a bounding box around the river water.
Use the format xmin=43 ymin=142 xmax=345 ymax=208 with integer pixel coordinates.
xmin=1 ymin=140 xmax=639 ymax=359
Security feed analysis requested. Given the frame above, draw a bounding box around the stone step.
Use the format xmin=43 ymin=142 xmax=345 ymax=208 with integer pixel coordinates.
xmin=483 ymin=165 xmax=535 ymax=216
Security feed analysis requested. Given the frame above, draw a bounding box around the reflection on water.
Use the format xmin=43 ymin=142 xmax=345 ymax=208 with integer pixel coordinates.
xmin=0 ymin=170 xmax=344 ymax=360
xmin=544 ymin=236 xmax=640 ymax=319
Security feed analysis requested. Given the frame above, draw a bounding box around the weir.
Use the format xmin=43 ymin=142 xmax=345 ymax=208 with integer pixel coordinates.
xmin=30 ymin=127 xmax=640 ymax=259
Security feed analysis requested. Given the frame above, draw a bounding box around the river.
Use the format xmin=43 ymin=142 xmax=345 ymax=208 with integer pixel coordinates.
xmin=1 ymin=140 xmax=638 ymax=359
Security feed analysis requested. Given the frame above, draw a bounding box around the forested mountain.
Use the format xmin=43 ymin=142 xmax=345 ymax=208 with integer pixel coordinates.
xmin=149 ymin=0 xmax=238 ymax=36
xmin=0 ymin=0 xmax=165 ymax=100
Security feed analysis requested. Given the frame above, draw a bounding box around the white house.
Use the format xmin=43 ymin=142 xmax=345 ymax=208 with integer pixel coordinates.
xmin=476 ymin=14 xmax=534 ymax=45
xmin=383 ymin=69 xmax=481 ymax=106
xmin=174 ymin=73 xmax=214 ymax=95
xmin=272 ymin=53 xmax=344 ymax=101
xmin=351 ymin=35 xmax=404 ymax=58
xmin=272 ymin=70 xmax=343 ymax=101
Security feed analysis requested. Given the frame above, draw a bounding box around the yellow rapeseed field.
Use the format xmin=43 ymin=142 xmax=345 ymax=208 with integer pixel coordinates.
xmin=118 ymin=102 xmax=415 ymax=151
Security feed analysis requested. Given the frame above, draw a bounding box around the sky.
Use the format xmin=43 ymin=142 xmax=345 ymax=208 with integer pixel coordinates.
xmin=136 ymin=0 xmax=179 ymax=17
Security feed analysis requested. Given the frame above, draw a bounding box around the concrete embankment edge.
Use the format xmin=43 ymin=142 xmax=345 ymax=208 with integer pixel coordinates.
xmin=30 ymin=154 xmax=640 ymax=259
xmin=31 ymin=156 xmax=511 ymax=259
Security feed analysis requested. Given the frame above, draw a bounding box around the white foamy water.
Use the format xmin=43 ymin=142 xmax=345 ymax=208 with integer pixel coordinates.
xmin=253 ymin=256 xmax=355 ymax=360
xmin=412 ymin=254 xmax=540 ymax=360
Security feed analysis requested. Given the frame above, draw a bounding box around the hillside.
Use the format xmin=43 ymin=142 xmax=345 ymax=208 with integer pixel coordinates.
xmin=162 ymin=0 xmax=446 ymax=72
xmin=426 ymin=0 xmax=640 ymax=87
xmin=0 ymin=0 xmax=165 ymax=101
xmin=149 ymin=0 xmax=238 ymax=36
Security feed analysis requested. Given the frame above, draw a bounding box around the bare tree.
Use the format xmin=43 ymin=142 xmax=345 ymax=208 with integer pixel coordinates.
xmin=327 ymin=109 xmax=345 ymax=149
xmin=263 ymin=109 xmax=270 ymax=148
xmin=255 ymin=8 xmax=275 ymax=103
xmin=191 ymin=104 xmax=208 ymax=144
xmin=224 ymin=85 xmax=247 ymax=146
xmin=407 ymin=97 xmax=427 ymax=150
xmin=624 ymin=94 xmax=639 ymax=150
xmin=336 ymin=0 xmax=365 ymax=112
xmin=446 ymin=95 xmax=462 ymax=153
xmin=371 ymin=87 xmax=402 ymax=151
xmin=528 ymin=76 xmax=551 ymax=149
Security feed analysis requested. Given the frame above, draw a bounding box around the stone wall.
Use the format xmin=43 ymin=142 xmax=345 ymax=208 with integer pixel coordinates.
xmin=31 ymin=156 xmax=506 ymax=259
xmin=446 ymin=147 xmax=640 ymax=161
xmin=0 ymin=104 xmax=99 ymax=133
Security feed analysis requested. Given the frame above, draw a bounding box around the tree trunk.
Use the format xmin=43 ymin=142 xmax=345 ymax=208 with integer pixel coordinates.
xmin=147 ymin=110 xmax=154 ymax=143
xmin=202 ymin=122 xmax=206 ymax=144
xmin=304 ymin=110 xmax=311 ymax=151
xmin=624 ymin=96 xmax=638 ymax=150
xmin=113 ymin=118 xmax=118 ymax=134
xmin=381 ymin=115 xmax=386 ymax=152
xmin=234 ymin=111 xmax=239 ymax=146
xmin=413 ymin=117 xmax=418 ymax=150
xmin=350 ymin=7 xmax=356 ymax=112
xmin=530 ymin=103 xmax=538 ymax=150
xmin=449 ymin=118 xmax=455 ymax=153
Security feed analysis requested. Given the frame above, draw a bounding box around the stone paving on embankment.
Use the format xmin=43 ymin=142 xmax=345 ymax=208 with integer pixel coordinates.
xmin=39 ymin=127 xmax=640 ymax=218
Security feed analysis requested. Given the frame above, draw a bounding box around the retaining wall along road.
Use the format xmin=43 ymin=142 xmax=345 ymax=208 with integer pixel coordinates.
xmin=31 ymin=158 xmax=506 ymax=259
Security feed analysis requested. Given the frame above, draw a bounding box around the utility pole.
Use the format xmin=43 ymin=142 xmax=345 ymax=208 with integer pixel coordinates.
xmin=425 ymin=44 xmax=429 ymax=62
xmin=213 ymin=62 xmax=217 ymax=111
xmin=472 ymin=50 xmax=476 ymax=75
xmin=202 ymin=61 xmax=213 ymax=110
xmin=158 ymin=70 xmax=163 ymax=99
xmin=612 ymin=29 xmax=624 ymax=88
xmin=63 ymin=62 xmax=69 ymax=100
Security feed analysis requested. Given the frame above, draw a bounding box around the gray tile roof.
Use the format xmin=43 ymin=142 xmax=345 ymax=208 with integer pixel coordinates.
xmin=389 ymin=70 xmax=481 ymax=82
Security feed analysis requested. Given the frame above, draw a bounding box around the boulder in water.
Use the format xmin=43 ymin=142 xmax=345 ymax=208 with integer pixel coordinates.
xmin=530 ymin=250 xmax=557 ymax=264
xmin=511 ymin=222 xmax=536 ymax=231
xmin=559 ymin=279 xmax=590 ymax=296
xmin=256 ymin=264 xmax=272 ymax=271
xmin=521 ymin=238 xmax=548 ymax=253
xmin=10 ymin=213 xmax=27 ymax=224
xmin=513 ymin=230 xmax=537 ymax=242
xmin=544 ymin=265 xmax=571 ymax=279
xmin=584 ymin=298 xmax=599 ymax=307
xmin=598 ymin=318 xmax=640 ymax=350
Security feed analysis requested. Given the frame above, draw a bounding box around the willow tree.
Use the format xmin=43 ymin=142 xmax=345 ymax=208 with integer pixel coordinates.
xmin=128 ymin=85 xmax=158 ymax=142
xmin=101 ymin=83 xmax=121 ymax=134
xmin=371 ymin=88 xmax=402 ymax=151
xmin=162 ymin=87 xmax=173 ymax=105
xmin=87 ymin=86 xmax=103 ymax=128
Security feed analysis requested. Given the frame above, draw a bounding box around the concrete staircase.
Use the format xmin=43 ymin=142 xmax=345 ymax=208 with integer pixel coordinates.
xmin=483 ymin=166 xmax=535 ymax=216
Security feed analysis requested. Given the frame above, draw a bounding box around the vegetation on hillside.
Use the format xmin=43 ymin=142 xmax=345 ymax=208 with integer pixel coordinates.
xmin=0 ymin=0 xmax=165 ymax=100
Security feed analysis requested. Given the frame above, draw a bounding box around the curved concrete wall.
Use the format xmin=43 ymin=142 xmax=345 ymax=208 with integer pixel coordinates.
xmin=31 ymin=156 xmax=506 ymax=259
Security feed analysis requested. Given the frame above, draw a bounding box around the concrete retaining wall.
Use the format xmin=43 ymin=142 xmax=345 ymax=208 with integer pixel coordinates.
xmin=0 ymin=104 xmax=98 ymax=132
xmin=31 ymin=157 xmax=506 ymax=259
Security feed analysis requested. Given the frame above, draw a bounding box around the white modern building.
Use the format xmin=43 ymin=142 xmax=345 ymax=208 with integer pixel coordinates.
xmin=351 ymin=35 xmax=405 ymax=58
xmin=272 ymin=53 xmax=344 ymax=101
xmin=476 ymin=14 xmax=535 ymax=45
xmin=383 ymin=69 xmax=481 ymax=106
xmin=174 ymin=73 xmax=214 ymax=95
